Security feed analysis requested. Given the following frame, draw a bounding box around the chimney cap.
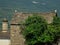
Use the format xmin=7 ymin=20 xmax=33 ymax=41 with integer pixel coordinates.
xmin=10 ymin=23 xmax=20 ymax=25
xmin=10 ymin=22 xmax=20 ymax=25
xmin=3 ymin=18 xmax=8 ymax=22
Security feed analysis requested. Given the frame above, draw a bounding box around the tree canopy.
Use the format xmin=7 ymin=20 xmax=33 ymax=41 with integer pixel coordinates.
xmin=22 ymin=15 xmax=60 ymax=45
xmin=52 ymin=16 xmax=60 ymax=37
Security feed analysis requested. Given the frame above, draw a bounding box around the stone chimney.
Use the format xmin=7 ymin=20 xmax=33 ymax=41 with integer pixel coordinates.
xmin=10 ymin=23 xmax=25 ymax=45
xmin=2 ymin=18 xmax=8 ymax=32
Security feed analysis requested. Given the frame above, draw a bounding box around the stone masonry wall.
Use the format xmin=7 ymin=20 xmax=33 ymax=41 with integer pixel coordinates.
xmin=10 ymin=12 xmax=56 ymax=45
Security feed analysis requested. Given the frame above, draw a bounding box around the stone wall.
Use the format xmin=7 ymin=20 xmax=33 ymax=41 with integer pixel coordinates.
xmin=11 ymin=12 xmax=56 ymax=24
xmin=10 ymin=24 xmax=25 ymax=45
xmin=10 ymin=12 xmax=56 ymax=45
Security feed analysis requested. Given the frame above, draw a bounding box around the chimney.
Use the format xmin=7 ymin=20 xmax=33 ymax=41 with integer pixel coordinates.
xmin=2 ymin=18 xmax=8 ymax=32
xmin=10 ymin=23 xmax=25 ymax=45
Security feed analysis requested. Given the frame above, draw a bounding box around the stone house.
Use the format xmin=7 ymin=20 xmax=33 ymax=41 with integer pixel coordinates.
xmin=0 ymin=10 xmax=59 ymax=45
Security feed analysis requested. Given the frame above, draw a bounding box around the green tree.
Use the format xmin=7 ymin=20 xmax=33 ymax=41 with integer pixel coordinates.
xmin=52 ymin=16 xmax=60 ymax=37
xmin=52 ymin=16 xmax=60 ymax=44
xmin=23 ymin=15 xmax=47 ymax=45
xmin=22 ymin=15 xmax=60 ymax=45
xmin=46 ymin=16 xmax=60 ymax=45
